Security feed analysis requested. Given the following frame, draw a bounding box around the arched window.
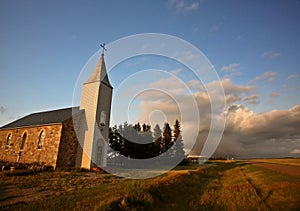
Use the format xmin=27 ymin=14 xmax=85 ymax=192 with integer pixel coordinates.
xmin=5 ymin=133 xmax=12 ymax=150
xmin=20 ymin=132 xmax=27 ymax=150
xmin=37 ymin=130 xmax=45 ymax=149
xmin=100 ymin=110 xmax=106 ymax=126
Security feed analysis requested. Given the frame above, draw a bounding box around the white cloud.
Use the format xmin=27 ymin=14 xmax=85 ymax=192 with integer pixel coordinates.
xmin=170 ymin=69 xmax=182 ymax=76
xmin=218 ymin=78 xmax=255 ymax=96
xmin=128 ymin=73 xmax=300 ymax=158
xmin=290 ymin=149 xmax=300 ymax=154
xmin=249 ymin=71 xmax=277 ymax=83
xmin=168 ymin=0 xmax=201 ymax=12
xmin=178 ymin=50 xmax=201 ymax=63
xmin=227 ymin=104 xmax=300 ymax=140
xmin=221 ymin=63 xmax=240 ymax=72
xmin=220 ymin=63 xmax=241 ymax=78
xmin=187 ymin=79 xmax=201 ymax=89
xmin=262 ymin=50 xmax=281 ymax=59
xmin=207 ymin=104 xmax=300 ymax=158
xmin=287 ymin=74 xmax=299 ymax=79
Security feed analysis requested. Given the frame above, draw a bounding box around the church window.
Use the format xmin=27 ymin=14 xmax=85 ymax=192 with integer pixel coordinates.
xmin=37 ymin=130 xmax=45 ymax=149
xmin=100 ymin=111 xmax=106 ymax=126
xmin=5 ymin=133 xmax=12 ymax=150
xmin=20 ymin=132 xmax=27 ymax=150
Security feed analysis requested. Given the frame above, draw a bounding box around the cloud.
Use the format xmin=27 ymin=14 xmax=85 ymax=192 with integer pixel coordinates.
xmin=226 ymin=95 xmax=241 ymax=105
xmin=290 ymin=149 xmax=300 ymax=154
xmin=187 ymin=79 xmax=200 ymax=89
xmin=178 ymin=50 xmax=201 ymax=63
xmin=220 ymin=63 xmax=241 ymax=78
xmin=217 ymin=78 xmax=255 ymax=96
xmin=221 ymin=63 xmax=240 ymax=72
xmin=170 ymin=69 xmax=182 ymax=76
xmin=130 ymin=73 xmax=300 ymax=158
xmin=0 ymin=106 xmax=6 ymax=114
xmin=287 ymin=74 xmax=299 ymax=79
xmin=191 ymin=104 xmax=300 ymax=158
xmin=262 ymin=50 xmax=281 ymax=59
xmin=168 ymin=0 xmax=201 ymax=12
xmin=269 ymin=92 xmax=279 ymax=98
xmin=249 ymin=71 xmax=277 ymax=83
xmin=243 ymin=94 xmax=260 ymax=105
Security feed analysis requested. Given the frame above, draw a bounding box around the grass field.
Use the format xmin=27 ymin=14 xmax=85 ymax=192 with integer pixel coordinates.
xmin=1 ymin=160 xmax=300 ymax=210
xmin=249 ymin=158 xmax=300 ymax=166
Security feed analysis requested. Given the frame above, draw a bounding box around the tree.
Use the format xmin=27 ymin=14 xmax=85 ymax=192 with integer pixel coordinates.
xmin=153 ymin=124 xmax=162 ymax=141
xmin=108 ymin=121 xmax=185 ymax=163
xmin=173 ymin=120 xmax=181 ymax=140
xmin=133 ymin=122 xmax=141 ymax=132
xmin=172 ymin=120 xmax=185 ymax=161
xmin=162 ymin=122 xmax=173 ymax=154
xmin=109 ymin=122 xmax=156 ymax=160
xmin=108 ymin=125 xmax=126 ymax=158
xmin=142 ymin=123 xmax=151 ymax=132
xmin=153 ymin=124 xmax=163 ymax=155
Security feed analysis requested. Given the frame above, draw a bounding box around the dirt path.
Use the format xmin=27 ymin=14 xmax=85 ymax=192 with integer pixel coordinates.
xmin=250 ymin=162 xmax=300 ymax=178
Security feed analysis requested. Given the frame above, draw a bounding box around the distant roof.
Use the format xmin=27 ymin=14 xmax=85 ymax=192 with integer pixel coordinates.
xmin=1 ymin=107 xmax=80 ymax=129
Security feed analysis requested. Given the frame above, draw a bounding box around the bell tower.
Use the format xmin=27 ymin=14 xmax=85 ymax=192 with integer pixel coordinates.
xmin=76 ymin=46 xmax=113 ymax=169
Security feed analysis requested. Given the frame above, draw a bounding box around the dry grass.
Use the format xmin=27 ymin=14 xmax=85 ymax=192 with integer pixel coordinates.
xmin=250 ymin=158 xmax=300 ymax=166
xmin=0 ymin=170 xmax=122 ymax=209
xmin=242 ymin=164 xmax=300 ymax=210
xmin=1 ymin=160 xmax=300 ymax=210
xmin=196 ymin=165 xmax=267 ymax=210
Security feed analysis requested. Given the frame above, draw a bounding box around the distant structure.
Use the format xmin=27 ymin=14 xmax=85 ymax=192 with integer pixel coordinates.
xmin=0 ymin=49 xmax=113 ymax=169
xmin=187 ymin=155 xmax=209 ymax=163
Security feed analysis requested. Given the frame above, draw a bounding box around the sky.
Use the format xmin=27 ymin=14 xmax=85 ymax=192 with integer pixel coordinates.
xmin=0 ymin=0 xmax=300 ymax=158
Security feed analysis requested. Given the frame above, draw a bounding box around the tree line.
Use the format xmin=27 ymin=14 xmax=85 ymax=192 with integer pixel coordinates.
xmin=108 ymin=120 xmax=185 ymax=161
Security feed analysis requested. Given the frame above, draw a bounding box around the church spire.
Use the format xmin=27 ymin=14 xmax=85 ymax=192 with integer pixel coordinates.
xmin=100 ymin=43 xmax=107 ymax=55
xmin=85 ymin=44 xmax=112 ymax=87
xmin=77 ymin=44 xmax=113 ymax=169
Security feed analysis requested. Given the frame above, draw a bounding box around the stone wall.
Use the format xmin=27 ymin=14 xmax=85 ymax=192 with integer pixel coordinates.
xmin=0 ymin=124 xmax=63 ymax=168
xmin=56 ymin=118 xmax=79 ymax=168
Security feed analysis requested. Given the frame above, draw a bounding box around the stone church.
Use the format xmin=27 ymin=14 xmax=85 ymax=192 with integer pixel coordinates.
xmin=0 ymin=51 xmax=113 ymax=170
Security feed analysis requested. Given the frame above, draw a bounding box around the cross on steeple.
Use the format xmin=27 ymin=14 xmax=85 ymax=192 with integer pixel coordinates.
xmin=100 ymin=43 xmax=107 ymax=55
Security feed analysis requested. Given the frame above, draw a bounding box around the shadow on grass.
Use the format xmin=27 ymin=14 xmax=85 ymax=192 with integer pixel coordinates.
xmin=100 ymin=162 xmax=239 ymax=210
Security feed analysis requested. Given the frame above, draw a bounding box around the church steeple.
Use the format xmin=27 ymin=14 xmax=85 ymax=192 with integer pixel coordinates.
xmin=85 ymin=53 xmax=112 ymax=88
xmin=76 ymin=45 xmax=113 ymax=169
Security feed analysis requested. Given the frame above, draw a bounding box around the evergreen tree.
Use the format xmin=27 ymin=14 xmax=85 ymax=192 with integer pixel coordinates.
xmin=108 ymin=125 xmax=126 ymax=158
xmin=162 ymin=122 xmax=173 ymax=154
xmin=109 ymin=122 xmax=156 ymax=159
xmin=108 ymin=121 xmax=185 ymax=162
xmin=133 ymin=122 xmax=141 ymax=132
xmin=173 ymin=120 xmax=181 ymax=140
xmin=153 ymin=124 xmax=162 ymax=141
xmin=153 ymin=124 xmax=163 ymax=155
xmin=172 ymin=120 xmax=185 ymax=161
xmin=142 ymin=123 xmax=151 ymax=132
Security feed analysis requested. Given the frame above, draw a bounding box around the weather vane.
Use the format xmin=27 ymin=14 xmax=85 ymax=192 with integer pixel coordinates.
xmin=100 ymin=43 xmax=107 ymax=55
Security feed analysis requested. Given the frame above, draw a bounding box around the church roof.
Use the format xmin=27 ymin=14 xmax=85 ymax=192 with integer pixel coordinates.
xmin=1 ymin=107 xmax=80 ymax=129
xmin=85 ymin=53 xmax=112 ymax=88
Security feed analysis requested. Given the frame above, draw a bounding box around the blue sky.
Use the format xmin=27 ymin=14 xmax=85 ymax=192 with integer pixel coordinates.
xmin=1 ymin=0 xmax=300 ymax=157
